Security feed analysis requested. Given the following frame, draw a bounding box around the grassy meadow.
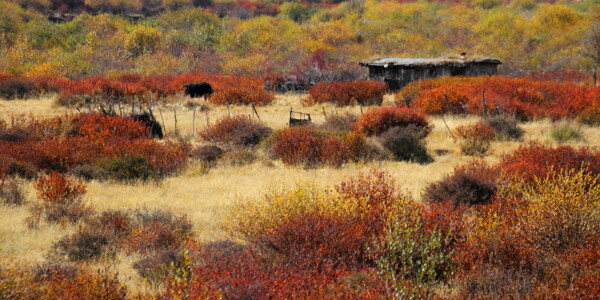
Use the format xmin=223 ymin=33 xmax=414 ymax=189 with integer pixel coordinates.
xmin=1 ymin=92 xmax=598 ymax=294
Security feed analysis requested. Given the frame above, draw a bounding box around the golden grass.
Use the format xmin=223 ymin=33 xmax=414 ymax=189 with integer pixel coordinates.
xmin=1 ymin=93 xmax=599 ymax=292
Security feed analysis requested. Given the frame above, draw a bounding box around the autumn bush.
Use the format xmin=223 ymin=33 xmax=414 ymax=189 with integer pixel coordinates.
xmin=30 ymin=171 xmax=90 ymax=226
xmin=404 ymin=76 xmax=598 ymax=120
xmin=178 ymin=170 xmax=458 ymax=298
xmin=373 ymin=199 xmax=455 ymax=298
xmin=51 ymin=208 xmax=195 ymax=284
xmin=208 ymin=75 xmax=275 ymax=106
xmin=498 ymin=143 xmax=600 ymax=185
xmin=199 ymin=115 xmax=272 ymax=147
xmin=304 ymin=80 xmax=388 ymax=106
xmin=576 ymin=103 xmax=600 ymax=126
xmin=455 ymin=122 xmax=496 ymax=156
xmin=0 ymin=113 xmax=189 ymax=180
xmin=454 ymin=169 xmax=600 ymax=298
xmin=0 ymin=263 xmax=128 ymax=299
xmin=269 ymin=127 xmax=358 ymax=167
xmin=352 ymin=106 xmax=432 ymax=137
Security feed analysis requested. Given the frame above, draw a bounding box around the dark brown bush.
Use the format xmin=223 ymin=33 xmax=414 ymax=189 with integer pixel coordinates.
xmin=132 ymin=248 xmax=187 ymax=285
xmin=422 ymin=161 xmax=498 ymax=208
xmin=220 ymin=149 xmax=257 ymax=166
xmin=0 ymin=178 xmax=25 ymax=206
xmin=484 ymin=115 xmax=524 ymax=141
xmin=51 ymin=229 xmax=115 ymax=262
xmin=0 ymin=76 xmax=40 ymax=100
xmin=380 ymin=125 xmax=431 ymax=163
xmin=0 ymin=127 xmax=33 ymax=142
xmin=0 ymin=158 xmax=37 ymax=179
xmin=319 ymin=112 xmax=358 ymax=132
xmin=68 ymin=164 xmax=108 ymax=181
xmin=190 ymin=145 xmax=224 ymax=164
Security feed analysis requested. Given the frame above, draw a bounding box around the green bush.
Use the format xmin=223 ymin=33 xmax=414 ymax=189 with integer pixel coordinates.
xmin=549 ymin=124 xmax=583 ymax=143
xmin=97 ymin=155 xmax=155 ymax=182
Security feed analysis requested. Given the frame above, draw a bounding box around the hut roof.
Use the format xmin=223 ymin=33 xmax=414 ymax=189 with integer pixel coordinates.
xmin=359 ymin=58 xmax=502 ymax=67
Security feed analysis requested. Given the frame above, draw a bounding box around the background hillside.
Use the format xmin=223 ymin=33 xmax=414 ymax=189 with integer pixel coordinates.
xmin=2 ymin=0 xmax=600 ymax=79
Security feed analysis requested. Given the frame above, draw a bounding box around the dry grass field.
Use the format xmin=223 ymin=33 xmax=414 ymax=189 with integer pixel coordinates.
xmin=1 ymin=93 xmax=599 ymax=293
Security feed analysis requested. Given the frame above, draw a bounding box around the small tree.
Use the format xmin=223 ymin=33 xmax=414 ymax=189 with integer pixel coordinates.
xmin=126 ymin=26 xmax=162 ymax=57
xmin=583 ymin=7 xmax=600 ymax=85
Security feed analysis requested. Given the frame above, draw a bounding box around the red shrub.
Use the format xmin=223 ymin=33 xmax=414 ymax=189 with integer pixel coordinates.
xmin=352 ymin=106 xmax=432 ymax=137
xmin=499 ymin=143 xmax=600 ymax=185
xmin=164 ymin=241 xmax=386 ymax=299
xmin=199 ymin=115 xmax=272 ymax=147
xmin=257 ymin=213 xmax=374 ymax=270
xmin=270 ymin=127 xmax=356 ymax=167
xmin=305 ymin=80 xmax=388 ymax=106
xmin=0 ymin=113 xmax=188 ymax=178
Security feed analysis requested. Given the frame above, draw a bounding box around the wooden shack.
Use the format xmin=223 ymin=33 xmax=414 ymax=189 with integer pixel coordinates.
xmin=359 ymin=56 xmax=502 ymax=90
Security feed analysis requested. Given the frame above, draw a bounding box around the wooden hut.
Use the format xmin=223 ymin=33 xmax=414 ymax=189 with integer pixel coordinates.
xmin=359 ymin=55 xmax=502 ymax=90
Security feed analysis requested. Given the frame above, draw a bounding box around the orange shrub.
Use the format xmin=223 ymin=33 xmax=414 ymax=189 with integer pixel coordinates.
xmin=455 ymin=122 xmax=496 ymax=156
xmin=0 ymin=263 xmax=128 ymax=299
xmin=32 ymin=171 xmax=90 ymax=225
xmin=208 ymin=75 xmax=274 ymax=106
xmin=72 ymin=113 xmax=150 ymax=142
xmin=305 ymin=80 xmax=388 ymax=106
xmin=352 ymin=106 xmax=432 ymax=137
xmin=403 ymin=76 xmax=598 ymax=120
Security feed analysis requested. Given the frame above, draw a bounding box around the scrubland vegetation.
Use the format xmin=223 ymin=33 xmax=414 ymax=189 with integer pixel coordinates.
xmin=1 ymin=0 xmax=600 ymax=298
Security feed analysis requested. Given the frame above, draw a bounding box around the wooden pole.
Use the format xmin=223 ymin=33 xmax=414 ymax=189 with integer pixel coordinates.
xmin=252 ymin=104 xmax=260 ymax=121
xmin=158 ymin=107 xmax=167 ymax=136
xmin=173 ymin=108 xmax=178 ymax=136
xmin=192 ymin=107 xmax=196 ymax=136
xmin=481 ymin=90 xmax=487 ymax=120
xmin=593 ymin=69 xmax=597 ymax=87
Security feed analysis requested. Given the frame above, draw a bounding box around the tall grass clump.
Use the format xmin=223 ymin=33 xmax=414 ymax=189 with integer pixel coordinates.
xmin=549 ymin=122 xmax=584 ymax=143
